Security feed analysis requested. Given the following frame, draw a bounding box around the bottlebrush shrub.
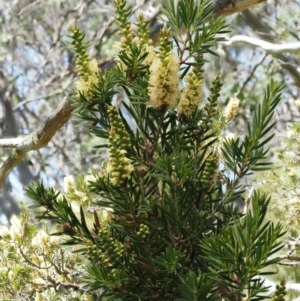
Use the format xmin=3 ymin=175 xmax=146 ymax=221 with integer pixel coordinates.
xmin=25 ymin=0 xmax=286 ymax=300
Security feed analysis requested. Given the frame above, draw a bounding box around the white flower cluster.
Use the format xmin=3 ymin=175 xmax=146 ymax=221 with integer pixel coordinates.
xmin=223 ymin=96 xmax=240 ymax=120
xmin=0 ymin=215 xmax=87 ymax=300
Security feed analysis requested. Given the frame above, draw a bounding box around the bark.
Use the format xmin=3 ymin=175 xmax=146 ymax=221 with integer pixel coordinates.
xmin=213 ymin=0 xmax=266 ymax=17
xmin=0 ymin=95 xmax=73 ymax=189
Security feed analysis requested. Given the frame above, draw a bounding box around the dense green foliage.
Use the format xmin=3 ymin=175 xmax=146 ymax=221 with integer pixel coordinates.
xmin=22 ymin=0 xmax=286 ymax=300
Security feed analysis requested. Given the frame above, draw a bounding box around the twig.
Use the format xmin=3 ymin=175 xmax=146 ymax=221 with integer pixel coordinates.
xmin=237 ymin=53 xmax=267 ymax=98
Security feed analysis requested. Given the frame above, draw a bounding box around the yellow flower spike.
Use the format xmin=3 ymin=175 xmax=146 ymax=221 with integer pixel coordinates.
xmin=177 ymin=70 xmax=205 ymax=116
xmin=148 ymin=52 xmax=180 ymax=109
xmin=107 ymin=105 xmax=133 ymax=185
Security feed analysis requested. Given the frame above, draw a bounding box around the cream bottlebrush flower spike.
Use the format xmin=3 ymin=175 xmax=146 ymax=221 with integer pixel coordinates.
xmin=224 ymin=96 xmax=240 ymax=120
xmin=148 ymin=53 xmax=181 ymax=109
xmin=148 ymin=25 xmax=180 ymax=110
xmin=177 ymin=69 xmax=205 ymax=117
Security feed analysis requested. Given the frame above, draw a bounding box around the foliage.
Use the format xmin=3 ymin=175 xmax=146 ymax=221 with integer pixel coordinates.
xmin=0 ymin=214 xmax=90 ymax=301
xmin=22 ymin=0 xmax=286 ymax=300
xmin=265 ymin=121 xmax=300 ymax=236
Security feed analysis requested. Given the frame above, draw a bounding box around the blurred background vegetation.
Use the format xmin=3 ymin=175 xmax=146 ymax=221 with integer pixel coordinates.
xmin=0 ymin=0 xmax=300 ymax=298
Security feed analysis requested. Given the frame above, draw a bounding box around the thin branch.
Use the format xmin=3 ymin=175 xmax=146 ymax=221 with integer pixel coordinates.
xmin=18 ymin=0 xmax=42 ymax=16
xmin=272 ymin=235 xmax=300 ymax=267
xmin=13 ymin=73 xmax=74 ymax=111
xmin=223 ymin=35 xmax=300 ymax=54
xmin=278 ymin=261 xmax=300 ymax=266
xmin=213 ymin=0 xmax=266 ymax=17
xmin=277 ymin=255 xmax=300 ymax=261
xmin=237 ymin=53 xmax=267 ymax=98
xmin=0 ymin=95 xmax=74 ymax=188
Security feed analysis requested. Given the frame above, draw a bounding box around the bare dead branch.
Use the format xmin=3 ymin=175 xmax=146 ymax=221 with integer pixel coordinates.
xmin=213 ymin=0 xmax=266 ymax=17
xmin=278 ymin=261 xmax=300 ymax=266
xmin=18 ymin=0 xmax=42 ymax=16
xmin=223 ymin=35 xmax=300 ymax=54
xmin=272 ymin=235 xmax=300 ymax=267
xmin=278 ymin=255 xmax=300 ymax=262
xmin=0 ymin=96 xmax=74 ymax=188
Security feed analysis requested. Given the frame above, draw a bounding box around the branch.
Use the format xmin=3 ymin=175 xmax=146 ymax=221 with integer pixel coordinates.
xmin=0 ymin=95 xmax=74 ymax=188
xmin=213 ymin=0 xmax=266 ymax=17
xmin=223 ymin=35 xmax=300 ymax=54
xmin=278 ymin=261 xmax=300 ymax=266
xmin=276 ymin=235 xmax=300 ymax=266
xmin=236 ymin=53 xmax=267 ymax=97
xmin=277 ymin=255 xmax=300 ymax=261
